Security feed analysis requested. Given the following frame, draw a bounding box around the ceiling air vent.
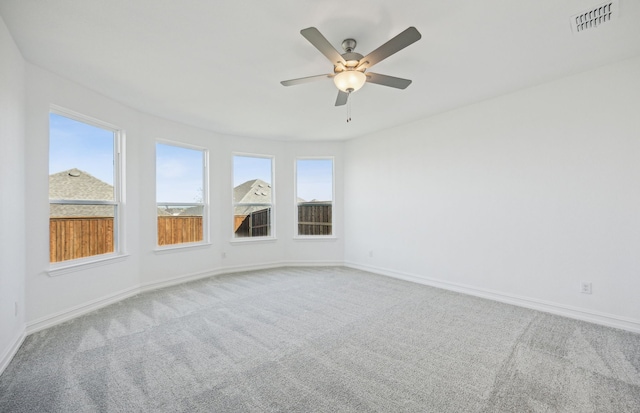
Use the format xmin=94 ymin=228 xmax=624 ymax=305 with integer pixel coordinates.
xmin=571 ymin=0 xmax=617 ymax=33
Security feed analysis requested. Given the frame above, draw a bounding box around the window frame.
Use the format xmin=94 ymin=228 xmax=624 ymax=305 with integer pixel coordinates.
xmin=294 ymin=156 xmax=336 ymax=239
xmin=155 ymin=139 xmax=210 ymax=250
xmin=48 ymin=105 xmax=127 ymax=275
xmin=231 ymin=152 xmax=276 ymax=242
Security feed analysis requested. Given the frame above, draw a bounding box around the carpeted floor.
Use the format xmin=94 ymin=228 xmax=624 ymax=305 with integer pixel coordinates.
xmin=1 ymin=267 xmax=639 ymax=412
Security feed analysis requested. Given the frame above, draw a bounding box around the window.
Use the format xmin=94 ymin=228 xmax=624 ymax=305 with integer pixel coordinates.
xmin=233 ymin=155 xmax=274 ymax=238
xmin=296 ymin=158 xmax=334 ymax=236
xmin=156 ymin=142 xmax=208 ymax=246
xmin=49 ymin=110 xmax=123 ymax=263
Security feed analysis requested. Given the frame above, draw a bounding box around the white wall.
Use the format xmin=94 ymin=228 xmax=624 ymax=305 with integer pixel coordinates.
xmin=0 ymin=15 xmax=26 ymax=373
xmin=136 ymin=114 xmax=345 ymax=287
xmin=25 ymin=64 xmax=143 ymax=329
xmin=345 ymin=57 xmax=640 ymax=332
xmin=23 ymin=64 xmax=344 ymax=331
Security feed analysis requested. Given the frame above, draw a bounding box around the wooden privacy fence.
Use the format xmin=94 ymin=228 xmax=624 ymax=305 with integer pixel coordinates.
xmin=50 ymin=216 xmax=204 ymax=262
xmin=235 ymin=208 xmax=271 ymax=237
xmin=50 ymin=206 xmax=330 ymax=262
xmin=157 ymin=216 xmax=203 ymax=245
xmin=298 ymin=203 xmax=332 ymax=235
xmin=234 ymin=204 xmax=331 ymax=237
xmin=50 ymin=217 xmax=114 ymax=263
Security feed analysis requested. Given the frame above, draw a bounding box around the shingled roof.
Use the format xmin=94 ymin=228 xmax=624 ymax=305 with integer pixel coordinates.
xmin=49 ymin=168 xmax=114 ymax=201
xmin=233 ymin=179 xmax=272 ymax=215
xmin=49 ymin=169 xmax=115 ymax=217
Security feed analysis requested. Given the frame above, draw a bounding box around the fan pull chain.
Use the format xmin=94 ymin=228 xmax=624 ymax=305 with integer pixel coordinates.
xmin=346 ymin=92 xmax=352 ymax=123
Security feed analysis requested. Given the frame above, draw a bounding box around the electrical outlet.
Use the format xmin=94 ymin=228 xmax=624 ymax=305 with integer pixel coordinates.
xmin=580 ymin=281 xmax=592 ymax=294
xmin=221 ymin=252 xmax=227 ymax=259
xmin=14 ymin=302 xmax=18 ymax=317
xmin=368 ymin=250 xmax=374 ymax=258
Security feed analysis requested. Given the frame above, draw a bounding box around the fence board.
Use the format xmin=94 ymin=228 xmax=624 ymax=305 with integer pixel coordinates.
xmin=157 ymin=216 xmax=203 ymax=246
xmin=49 ymin=217 xmax=114 ymax=263
xmin=235 ymin=208 xmax=270 ymax=237
xmin=298 ymin=203 xmax=332 ymax=236
xmin=50 ymin=206 xmax=330 ymax=261
xmin=50 ymin=216 xmax=203 ymax=262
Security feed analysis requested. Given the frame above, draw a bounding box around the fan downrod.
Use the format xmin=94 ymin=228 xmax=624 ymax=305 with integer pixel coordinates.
xmin=341 ymin=39 xmax=357 ymax=53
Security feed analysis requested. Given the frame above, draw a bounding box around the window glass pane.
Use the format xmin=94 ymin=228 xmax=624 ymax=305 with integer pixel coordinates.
xmin=296 ymin=159 xmax=333 ymax=202
xmin=156 ymin=143 xmax=206 ymax=246
xmin=156 ymin=143 xmax=204 ymax=203
xmin=49 ymin=112 xmax=119 ymax=263
xmin=49 ymin=113 xmax=114 ymax=201
xmin=297 ymin=159 xmax=333 ymax=236
xmin=233 ymin=156 xmax=272 ymax=203
xmin=233 ymin=155 xmax=273 ymax=238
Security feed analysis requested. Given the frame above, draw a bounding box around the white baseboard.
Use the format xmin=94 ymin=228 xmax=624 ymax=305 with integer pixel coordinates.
xmin=25 ymin=260 xmax=343 ymax=336
xmin=139 ymin=269 xmax=221 ymax=292
xmin=26 ymin=285 xmax=142 ymax=335
xmin=219 ymin=260 xmax=344 ymax=274
xmin=344 ymin=261 xmax=640 ymax=334
xmin=24 ymin=258 xmax=636 ymax=355
xmin=0 ymin=329 xmax=26 ymax=376
xmin=139 ymin=260 xmax=343 ymax=291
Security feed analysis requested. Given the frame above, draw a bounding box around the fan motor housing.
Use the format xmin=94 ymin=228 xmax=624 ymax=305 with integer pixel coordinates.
xmin=341 ymin=52 xmax=363 ymax=63
xmin=335 ymin=51 xmax=364 ymax=73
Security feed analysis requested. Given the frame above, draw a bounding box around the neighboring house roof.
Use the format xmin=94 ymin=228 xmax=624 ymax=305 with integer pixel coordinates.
xmin=179 ymin=206 xmax=203 ymax=216
xmin=49 ymin=169 xmax=114 ymax=217
xmin=50 ymin=171 xmax=322 ymax=218
xmin=49 ymin=168 xmax=114 ymax=201
xmin=233 ymin=179 xmax=272 ymax=215
xmin=156 ymin=206 xmax=203 ymax=217
xmin=157 ymin=207 xmax=173 ymax=216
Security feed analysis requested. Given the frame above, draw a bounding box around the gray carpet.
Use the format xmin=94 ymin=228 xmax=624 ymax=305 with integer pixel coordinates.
xmin=1 ymin=267 xmax=639 ymax=412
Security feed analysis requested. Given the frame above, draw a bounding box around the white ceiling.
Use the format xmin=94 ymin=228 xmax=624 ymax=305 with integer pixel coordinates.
xmin=1 ymin=0 xmax=639 ymax=141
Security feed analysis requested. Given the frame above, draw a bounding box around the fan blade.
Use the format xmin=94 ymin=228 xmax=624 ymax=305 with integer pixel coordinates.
xmin=335 ymin=91 xmax=349 ymax=106
xmin=365 ymin=73 xmax=412 ymax=89
xmin=357 ymin=27 xmax=421 ymax=70
xmin=301 ymin=27 xmax=346 ymax=66
xmin=281 ymin=74 xmax=332 ymax=87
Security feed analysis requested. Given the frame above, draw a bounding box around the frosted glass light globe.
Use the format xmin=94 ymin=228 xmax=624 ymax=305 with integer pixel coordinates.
xmin=333 ymin=70 xmax=366 ymax=93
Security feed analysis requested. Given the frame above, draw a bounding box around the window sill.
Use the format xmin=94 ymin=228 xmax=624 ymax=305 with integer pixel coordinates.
xmin=229 ymin=237 xmax=277 ymax=245
xmin=48 ymin=253 xmax=130 ymax=277
xmin=293 ymin=236 xmax=338 ymax=241
xmin=154 ymin=242 xmax=212 ymax=254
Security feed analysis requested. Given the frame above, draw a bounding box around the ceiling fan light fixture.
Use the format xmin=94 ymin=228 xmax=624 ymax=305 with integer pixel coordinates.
xmin=333 ymin=70 xmax=366 ymax=93
xmin=281 ymin=26 xmax=422 ymax=107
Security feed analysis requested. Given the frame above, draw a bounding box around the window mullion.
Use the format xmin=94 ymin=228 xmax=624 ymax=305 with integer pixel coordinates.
xmin=49 ymin=199 xmax=118 ymax=205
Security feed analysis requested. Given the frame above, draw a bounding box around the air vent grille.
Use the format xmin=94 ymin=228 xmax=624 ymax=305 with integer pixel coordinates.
xmin=571 ymin=1 xmax=617 ymax=33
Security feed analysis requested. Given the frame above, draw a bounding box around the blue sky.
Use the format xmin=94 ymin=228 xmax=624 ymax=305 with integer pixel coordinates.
xmin=233 ymin=155 xmax=272 ymax=187
xmin=156 ymin=143 xmax=204 ymax=203
xmin=50 ymin=113 xmax=332 ymax=203
xmin=233 ymin=156 xmax=333 ymax=202
xmin=296 ymin=159 xmax=333 ymax=202
xmin=49 ymin=113 xmax=114 ymax=185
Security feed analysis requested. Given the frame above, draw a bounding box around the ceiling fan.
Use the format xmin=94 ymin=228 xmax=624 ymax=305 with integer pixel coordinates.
xmin=281 ymin=26 xmax=422 ymax=106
